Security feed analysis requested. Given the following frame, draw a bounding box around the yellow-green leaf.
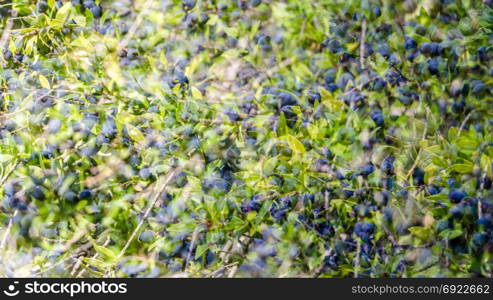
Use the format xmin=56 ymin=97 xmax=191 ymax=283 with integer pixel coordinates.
xmin=283 ymin=135 xmax=305 ymax=154
xmin=159 ymin=51 xmax=168 ymax=69
xmin=39 ymin=74 xmax=50 ymax=89
xmin=191 ymin=86 xmax=202 ymax=99
xmin=449 ymin=163 xmax=473 ymax=174
xmin=126 ymin=124 xmax=145 ymax=143
xmin=56 ymin=2 xmax=72 ymax=23
xmin=93 ymin=244 xmax=117 ymax=261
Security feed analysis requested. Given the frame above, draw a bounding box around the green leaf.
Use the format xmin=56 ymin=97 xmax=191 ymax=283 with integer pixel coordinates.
xmin=283 ymin=135 xmax=305 ymax=154
xmin=408 ymin=226 xmax=432 ymax=241
xmin=56 ymin=3 xmax=72 ymax=23
xmin=39 ymin=74 xmax=50 ymax=89
xmin=455 ymin=137 xmax=479 ymax=151
xmin=447 ymin=127 xmax=459 ymax=142
xmin=167 ymin=221 xmax=196 ymax=237
xmin=0 ymin=154 xmax=13 ymax=163
xmin=439 ymin=229 xmax=463 ymax=240
xmin=195 ymin=244 xmax=208 ymax=259
xmin=225 ymin=216 xmax=247 ymax=231
xmin=191 ymin=86 xmax=203 ymax=99
xmin=277 ymin=113 xmax=288 ymax=136
xmin=159 ymin=51 xmax=168 ymax=68
xmin=82 ymin=257 xmax=112 ymax=270
xmin=93 ymin=244 xmax=117 ymax=262
xmin=126 ymin=124 xmax=145 ymax=143
xmin=449 ymin=163 xmax=473 ymax=174
xmin=255 ymin=200 xmax=271 ymax=225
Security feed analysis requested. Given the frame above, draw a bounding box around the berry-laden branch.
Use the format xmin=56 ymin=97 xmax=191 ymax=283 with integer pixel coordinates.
xmin=117 ymin=168 xmax=181 ymax=260
xmin=0 ymin=8 xmax=17 ymax=67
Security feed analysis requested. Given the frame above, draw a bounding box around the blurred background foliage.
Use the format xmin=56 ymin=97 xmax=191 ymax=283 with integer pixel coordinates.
xmin=0 ymin=0 xmax=492 ymax=277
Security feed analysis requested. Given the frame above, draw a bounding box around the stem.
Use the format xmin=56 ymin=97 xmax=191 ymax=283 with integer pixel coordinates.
xmin=117 ymin=168 xmax=180 ymax=260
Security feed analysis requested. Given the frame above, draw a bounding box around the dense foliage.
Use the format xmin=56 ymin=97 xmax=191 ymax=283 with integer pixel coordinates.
xmin=0 ymin=0 xmax=493 ymax=278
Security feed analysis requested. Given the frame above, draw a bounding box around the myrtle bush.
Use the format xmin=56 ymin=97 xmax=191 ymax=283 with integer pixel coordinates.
xmin=0 ymin=0 xmax=493 ymax=277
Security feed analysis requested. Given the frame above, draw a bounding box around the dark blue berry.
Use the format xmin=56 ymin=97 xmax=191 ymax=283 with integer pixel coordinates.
xmin=79 ymin=189 xmax=93 ymax=200
xmin=139 ymin=230 xmax=155 ymax=243
xmin=420 ymin=42 xmax=439 ymax=56
xmin=428 ymin=58 xmax=439 ymax=75
xmin=359 ymin=164 xmax=375 ymax=177
xmin=413 ymin=168 xmax=425 ymax=186
xmin=449 ymin=189 xmax=466 ymax=203
xmin=182 ymin=0 xmax=196 ymax=11
xmin=404 ymin=36 xmax=417 ymax=50
xmin=87 ymin=3 xmax=102 ymax=18
xmin=472 ymin=232 xmax=488 ymax=247
xmin=370 ymin=109 xmax=384 ymax=126
xmin=381 ymin=156 xmax=394 ymax=175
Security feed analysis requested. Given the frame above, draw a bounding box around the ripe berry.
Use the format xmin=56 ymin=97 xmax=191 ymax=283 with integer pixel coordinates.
xmin=370 ymin=109 xmax=384 ymax=126
xmin=404 ymin=36 xmax=417 ymax=50
xmin=325 ymin=82 xmax=338 ymax=92
xmin=87 ymin=3 xmax=102 ymax=18
xmin=373 ymin=6 xmax=381 ymax=18
xmin=277 ymin=92 xmax=297 ymax=107
xmin=36 ymin=1 xmax=49 ymax=13
xmin=247 ymin=0 xmax=261 ymax=6
xmin=413 ymin=168 xmax=425 ymax=186
xmin=449 ymin=189 xmax=466 ymax=203
xmin=139 ymin=168 xmax=152 ymax=180
xmin=451 ymin=101 xmax=465 ymax=114
xmin=321 ymin=38 xmax=343 ymax=53
xmin=139 ymin=230 xmax=155 ymax=243
xmin=172 ymin=72 xmax=189 ymax=87
xmin=31 ymin=185 xmax=46 ymax=201
xmin=79 ymin=188 xmax=93 ymax=200
xmin=471 ymin=81 xmax=487 ymax=96
xmin=242 ymin=195 xmax=262 ymax=213
xmin=182 ymin=0 xmax=196 ymax=11
xmin=360 ymin=164 xmax=375 ymax=177
xmin=420 ymin=42 xmax=439 ymax=56
xmin=308 ymin=90 xmax=321 ymax=105
xmin=427 ymin=185 xmax=441 ymax=195
xmin=472 ymin=232 xmax=488 ymax=247
xmin=354 ymin=221 xmax=375 ymax=242
xmin=477 ymin=46 xmax=490 ymax=62
xmin=380 ymin=156 xmax=395 ymax=175
xmin=227 ymin=37 xmax=238 ymax=48
xmin=428 ymin=58 xmax=439 ymax=75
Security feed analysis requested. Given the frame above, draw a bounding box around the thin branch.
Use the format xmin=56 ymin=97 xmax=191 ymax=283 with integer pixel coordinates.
xmin=184 ymin=225 xmax=201 ymax=270
xmin=76 ymin=237 xmax=111 ymax=277
xmin=458 ymin=109 xmax=476 ymax=136
xmin=406 ymin=120 xmax=428 ymax=180
xmin=324 ymin=190 xmax=330 ymax=220
xmin=117 ymin=168 xmax=180 ymax=259
xmin=227 ymin=236 xmax=250 ymax=278
xmin=0 ymin=209 xmax=18 ymax=251
xmin=359 ymin=18 xmax=367 ymax=69
xmin=59 ymin=224 xmax=95 ymax=253
xmin=206 ymin=262 xmax=238 ymax=278
xmin=117 ymin=0 xmax=154 ymax=52
xmin=0 ymin=160 xmax=20 ymax=187
xmin=354 ymin=240 xmax=361 ymax=278
xmin=252 ymin=58 xmax=294 ymax=86
xmin=0 ymin=9 xmax=17 ymax=66
xmin=30 ymin=254 xmax=74 ymax=277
